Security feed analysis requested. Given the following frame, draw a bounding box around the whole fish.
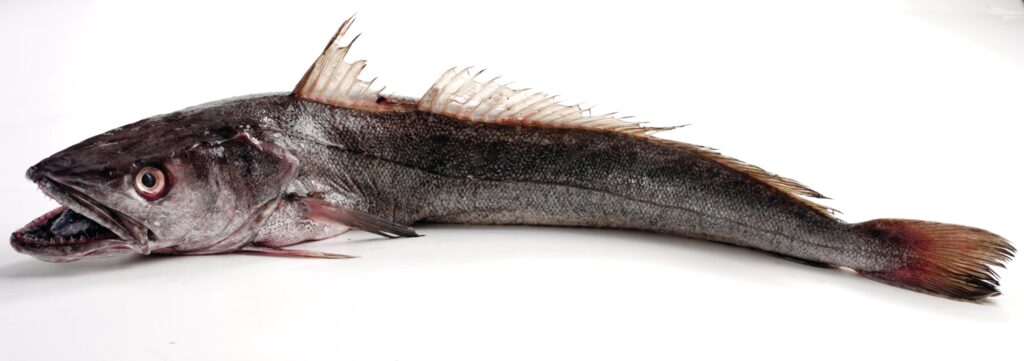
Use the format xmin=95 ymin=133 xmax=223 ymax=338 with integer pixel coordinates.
xmin=10 ymin=18 xmax=1013 ymax=301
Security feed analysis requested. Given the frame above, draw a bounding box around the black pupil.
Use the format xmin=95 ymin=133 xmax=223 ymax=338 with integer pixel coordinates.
xmin=141 ymin=172 xmax=157 ymax=188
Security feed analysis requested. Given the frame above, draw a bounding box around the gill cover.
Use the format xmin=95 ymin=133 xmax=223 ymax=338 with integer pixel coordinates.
xmin=137 ymin=132 xmax=299 ymax=253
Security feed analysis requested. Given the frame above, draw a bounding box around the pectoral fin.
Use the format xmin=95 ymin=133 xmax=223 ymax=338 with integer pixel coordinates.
xmin=301 ymin=198 xmax=420 ymax=238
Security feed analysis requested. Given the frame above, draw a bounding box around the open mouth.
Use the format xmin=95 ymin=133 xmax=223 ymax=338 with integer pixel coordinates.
xmin=10 ymin=178 xmax=150 ymax=262
xmin=13 ymin=206 xmax=118 ymax=245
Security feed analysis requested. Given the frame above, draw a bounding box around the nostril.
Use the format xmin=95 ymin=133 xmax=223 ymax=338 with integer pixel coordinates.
xmin=25 ymin=165 xmax=41 ymax=181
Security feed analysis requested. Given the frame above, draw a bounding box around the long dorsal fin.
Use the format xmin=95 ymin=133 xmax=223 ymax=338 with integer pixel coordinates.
xmin=293 ymin=17 xmax=413 ymax=112
xmin=669 ymin=142 xmax=835 ymax=216
xmin=416 ymin=67 xmax=834 ymax=217
xmin=417 ymin=68 xmax=678 ymax=136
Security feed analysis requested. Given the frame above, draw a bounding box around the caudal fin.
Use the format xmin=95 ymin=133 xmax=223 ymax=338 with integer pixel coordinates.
xmin=852 ymin=219 xmax=1014 ymax=301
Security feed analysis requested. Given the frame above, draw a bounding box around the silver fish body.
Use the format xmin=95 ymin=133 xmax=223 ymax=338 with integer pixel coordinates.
xmin=11 ymin=18 xmax=1012 ymax=301
xmin=229 ymin=95 xmax=896 ymax=271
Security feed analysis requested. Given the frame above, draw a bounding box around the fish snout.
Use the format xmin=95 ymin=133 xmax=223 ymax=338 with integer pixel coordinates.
xmin=26 ymin=164 xmax=45 ymax=182
xmin=26 ymin=156 xmax=75 ymax=182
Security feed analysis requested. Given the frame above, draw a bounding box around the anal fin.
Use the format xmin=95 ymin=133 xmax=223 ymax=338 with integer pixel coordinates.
xmin=770 ymin=252 xmax=835 ymax=269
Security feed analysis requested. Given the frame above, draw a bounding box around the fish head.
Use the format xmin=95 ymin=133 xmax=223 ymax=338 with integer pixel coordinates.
xmin=11 ymin=109 xmax=299 ymax=262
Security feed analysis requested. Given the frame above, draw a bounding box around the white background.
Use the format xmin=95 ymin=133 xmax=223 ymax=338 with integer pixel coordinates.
xmin=1 ymin=0 xmax=1022 ymax=360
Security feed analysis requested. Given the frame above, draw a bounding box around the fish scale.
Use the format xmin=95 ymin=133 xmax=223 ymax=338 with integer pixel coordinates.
xmin=8 ymin=17 xmax=1013 ymax=301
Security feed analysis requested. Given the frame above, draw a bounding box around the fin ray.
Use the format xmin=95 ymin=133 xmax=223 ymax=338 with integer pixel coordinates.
xmin=854 ymin=219 xmax=1014 ymax=301
xmin=674 ymin=143 xmax=834 ymax=216
xmin=241 ymin=245 xmax=356 ymax=259
xmin=300 ymin=198 xmax=420 ymax=239
xmin=293 ymin=17 xmax=412 ymax=112
xmin=416 ymin=68 xmax=674 ymax=135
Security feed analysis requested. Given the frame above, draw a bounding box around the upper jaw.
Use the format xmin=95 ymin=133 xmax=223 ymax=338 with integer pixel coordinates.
xmin=10 ymin=176 xmax=151 ymax=262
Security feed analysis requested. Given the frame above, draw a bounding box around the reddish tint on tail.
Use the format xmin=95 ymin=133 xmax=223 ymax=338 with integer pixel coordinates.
xmin=853 ymin=219 xmax=1014 ymax=301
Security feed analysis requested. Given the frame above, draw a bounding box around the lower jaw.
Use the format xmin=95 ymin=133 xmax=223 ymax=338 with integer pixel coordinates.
xmin=10 ymin=241 xmax=131 ymax=263
xmin=10 ymin=206 xmax=138 ymax=262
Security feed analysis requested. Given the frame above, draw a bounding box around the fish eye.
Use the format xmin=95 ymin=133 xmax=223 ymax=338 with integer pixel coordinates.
xmin=134 ymin=166 xmax=168 ymax=200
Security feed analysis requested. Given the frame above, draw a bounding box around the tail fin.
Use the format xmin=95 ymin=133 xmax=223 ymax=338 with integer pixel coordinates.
xmin=852 ymin=219 xmax=1014 ymax=301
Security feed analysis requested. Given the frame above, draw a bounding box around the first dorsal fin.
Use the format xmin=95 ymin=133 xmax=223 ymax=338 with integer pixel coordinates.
xmin=293 ymin=17 xmax=413 ymax=112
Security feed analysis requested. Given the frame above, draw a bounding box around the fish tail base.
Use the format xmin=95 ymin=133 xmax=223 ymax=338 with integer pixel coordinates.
xmin=852 ymin=219 xmax=1014 ymax=301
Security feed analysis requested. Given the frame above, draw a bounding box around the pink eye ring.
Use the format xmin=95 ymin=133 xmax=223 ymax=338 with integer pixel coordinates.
xmin=134 ymin=166 xmax=168 ymax=200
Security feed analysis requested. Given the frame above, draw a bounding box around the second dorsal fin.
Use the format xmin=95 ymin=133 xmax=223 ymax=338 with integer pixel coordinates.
xmin=415 ymin=67 xmax=833 ymax=218
xmin=416 ymin=68 xmax=677 ymax=135
xmin=293 ymin=17 xmax=412 ymax=112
